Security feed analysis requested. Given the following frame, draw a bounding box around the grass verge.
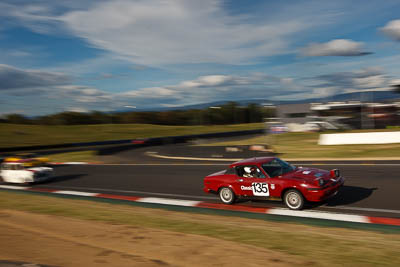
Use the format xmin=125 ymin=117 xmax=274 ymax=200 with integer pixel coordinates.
xmin=47 ymin=150 xmax=98 ymax=163
xmin=200 ymin=130 xmax=400 ymax=159
xmin=0 ymin=190 xmax=399 ymax=266
xmin=0 ymin=123 xmax=263 ymax=148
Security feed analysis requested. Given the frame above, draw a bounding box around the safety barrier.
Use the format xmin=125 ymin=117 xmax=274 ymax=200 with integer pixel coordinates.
xmin=0 ymin=129 xmax=265 ymax=154
xmin=319 ymin=131 xmax=400 ymax=145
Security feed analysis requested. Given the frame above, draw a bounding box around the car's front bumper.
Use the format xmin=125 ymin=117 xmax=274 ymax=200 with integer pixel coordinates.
xmin=304 ymin=177 xmax=345 ymax=202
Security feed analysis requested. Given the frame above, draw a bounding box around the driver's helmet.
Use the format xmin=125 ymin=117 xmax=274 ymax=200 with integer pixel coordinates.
xmin=244 ymin=167 xmax=252 ymax=174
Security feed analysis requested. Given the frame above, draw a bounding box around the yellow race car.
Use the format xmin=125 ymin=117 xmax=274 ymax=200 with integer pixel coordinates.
xmin=4 ymin=153 xmax=50 ymax=167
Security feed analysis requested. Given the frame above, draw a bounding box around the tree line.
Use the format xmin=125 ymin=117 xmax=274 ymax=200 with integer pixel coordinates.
xmin=0 ymin=102 xmax=275 ymax=125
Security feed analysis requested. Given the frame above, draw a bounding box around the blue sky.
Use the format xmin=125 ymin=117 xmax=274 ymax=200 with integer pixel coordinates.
xmin=1 ymin=0 xmax=400 ymax=115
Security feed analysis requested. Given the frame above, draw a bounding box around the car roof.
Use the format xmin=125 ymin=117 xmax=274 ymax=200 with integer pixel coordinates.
xmin=230 ymin=157 xmax=275 ymax=167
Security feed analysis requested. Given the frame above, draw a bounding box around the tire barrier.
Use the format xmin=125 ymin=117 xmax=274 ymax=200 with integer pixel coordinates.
xmin=0 ymin=129 xmax=265 ymax=155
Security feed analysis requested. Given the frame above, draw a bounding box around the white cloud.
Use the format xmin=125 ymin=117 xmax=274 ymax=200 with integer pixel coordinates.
xmin=0 ymin=64 xmax=70 ymax=90
xmin=60 ymin=0 xmax=306 ymax=65
xmin=7 ymin=50 xmax=32 ymax=58
xmin=0 ymin=62 xmax=394 ymax=114
xmin=116 ymin=67 xmax=394 ymax=106
xmin=313 ymin=67 xmax=389 ymax=94
xmin=0 ymin=64 xmax=112 ymax=103
xmin=381 ymin=19 xmax=400 ymax=41
xmin=121 ymin=87 xmax=176 ymax=99
xmin=178 ymin=75 xmax=254 ymax=90
xmin=117 ymin=73 xmax=304 ymax=106
xmin=390 ymin=79 xmax=400 ymax=85
xmin=0 ymin=3 xmax=58 ymax=34
xmin=180 ymin=75 xmax=231 ymax=88
xmin=352 ymin=74 xmax=386 ymax=89
xmin=56 ymin=85 xmax=112 ymax=103
xmin=0 ymin=63 xmax=118 ymax=114
xmin=0 ymin=1 xmax=100 ymax=34
xmin=300 ymin=39 xmax=371 ymax=57
xmin=66 ymin=107 xmax=89 ymax=113
xmin=275 ymin=67 xmax=392 ymax=100
xmin=48 ymin=53 xmax=128 ymax=76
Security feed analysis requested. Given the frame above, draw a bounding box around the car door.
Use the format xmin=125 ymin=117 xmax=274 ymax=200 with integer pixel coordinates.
xmin=232 ymin=165 xmax=270 ymax=197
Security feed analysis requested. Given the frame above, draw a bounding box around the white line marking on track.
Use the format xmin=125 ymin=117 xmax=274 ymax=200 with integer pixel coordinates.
xmin=299 ymin=163 xmax=400 ymax=166
xmin=1 ymin=184 xmax=399 ymax=224
xmin=144 ymin=152 xmax=400 ymax=165
xmin=0 ymin=185 xmax=29 ymax=190
xmin=98 ymin=162 xmax=400 ymax=166
xmin=145 ymin=151 xmax=242 ymax=161
xmin=323 ymin=205 xmax=400 ymax=214
xmin=268 ymin=208 xmax=369 ymax=223
xmin=45 ymin=185 xmax=217 ymax=200
xmin=90 ymin=163 xmax=400 ymax=166
xmin=136 ymin=197 xmax=201 ymax=207
xmin=24 ymin=185 xmax=400 ymax=215
xmin=93 ymin=163 xmax=228 ymax=166
xmin=54 ymin=190 xmax=99 ymax=197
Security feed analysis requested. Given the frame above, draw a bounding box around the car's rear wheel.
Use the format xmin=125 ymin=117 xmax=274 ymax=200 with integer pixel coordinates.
xmin=283 ymin=189 xmax=304 ymax=210
xmin=219 ymin=187 xmax=235 ymax=204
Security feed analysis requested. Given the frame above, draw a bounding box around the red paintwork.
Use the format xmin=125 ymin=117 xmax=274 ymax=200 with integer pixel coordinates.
xmin=368 ymin=216 xmax=400 ymax=226
xmin=197 ymin=202 xmax=270 ymax=213
xmin=28 ymin=187 xmax=57 ymax=193
xmin=203 ymin=157 xmax=344 ymax=203
xmin=131 ymin=138 xmax=148 ymax=144
xmin=96 ymin=194 xmax=141 ymax=201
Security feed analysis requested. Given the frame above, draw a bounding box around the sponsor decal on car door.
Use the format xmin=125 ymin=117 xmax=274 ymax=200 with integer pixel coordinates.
xmin=250 ymin=182 xmax=269 ymax=196
xmin=237 ymin=178 xmax=269 ymax=197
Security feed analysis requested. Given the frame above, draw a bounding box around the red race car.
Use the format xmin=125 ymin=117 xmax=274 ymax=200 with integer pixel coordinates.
xmin=203 ymin=157 xmax=344 ymax=210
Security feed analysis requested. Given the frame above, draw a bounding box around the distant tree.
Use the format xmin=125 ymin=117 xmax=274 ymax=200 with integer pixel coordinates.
xmin=393 ymin=84 xmax=400 ymax=93
xmin=220 ymin=102 xmax=239 ymax=124
xmin=261 ymin=105 xmax=276 ymax=119
xmin=55 ymin=112 xmax=93 ymax=125
xmin=89 ymin=111 xmax=111 ymax=124
xmin=4 ymin=114 xmax=31 ymax=124
xmin=1 ymin=102 xmax=273 ymax=126
xmin=246 ymin=103 xmax=263 ymax=123
xmin=207 ymin=107 xmax=224 ymax=125
xmin=34 ymin=114 xmax=63 ymax=125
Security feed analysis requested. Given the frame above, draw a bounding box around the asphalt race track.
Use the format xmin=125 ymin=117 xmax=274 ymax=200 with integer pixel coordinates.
xmin=16 ymin=143 xmax=400 ymax=220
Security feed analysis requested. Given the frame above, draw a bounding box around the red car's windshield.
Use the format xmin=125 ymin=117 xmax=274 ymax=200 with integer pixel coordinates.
xmin=261 ymin=158 xmax=296 ymax=177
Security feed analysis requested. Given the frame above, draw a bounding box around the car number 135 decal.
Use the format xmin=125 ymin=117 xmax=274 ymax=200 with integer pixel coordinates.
xmin=251 ymin=182 xmax=269 ymax=196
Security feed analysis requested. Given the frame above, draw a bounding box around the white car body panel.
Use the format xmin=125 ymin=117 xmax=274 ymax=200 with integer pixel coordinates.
xmin=1 ymin=163 xmax=53 ymax=184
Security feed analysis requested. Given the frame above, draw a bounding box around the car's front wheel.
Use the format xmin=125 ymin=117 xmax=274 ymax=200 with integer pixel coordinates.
xmin=219 ymin=187 xmax=235 ymax=204
xmin=283 ymin=189 xmax=304 ymax=210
